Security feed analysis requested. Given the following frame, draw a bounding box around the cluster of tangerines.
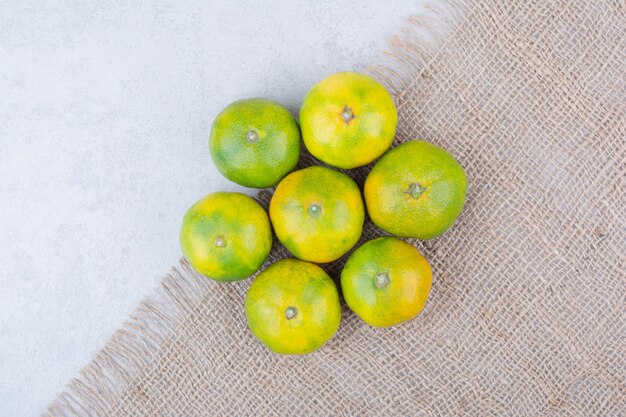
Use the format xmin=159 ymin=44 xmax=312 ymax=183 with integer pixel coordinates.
xmin=180 ymin=72 xmax=467 ymax=354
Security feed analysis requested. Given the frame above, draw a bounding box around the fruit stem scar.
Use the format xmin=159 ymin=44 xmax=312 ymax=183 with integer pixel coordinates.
xmin=285 ymin=306 xmax=297 ymax=320
xmin=308 ymin=204 xmax=322 ymax=218
xmin=340 ymin=105 xmax=356 ymax=125
xmin=406 ymin=182 xmax=427 ymax=199
xmin=214 ymin=236 xmax=226 ymax=248
xmin=375 ymin=272 xmax=390 ymax=288
xmin=246 ymin=129 xmax=259 ymax=143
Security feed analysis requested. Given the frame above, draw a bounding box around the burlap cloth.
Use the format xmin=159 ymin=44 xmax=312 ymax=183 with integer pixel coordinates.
xmin=46 ymin=1 xmax=625 ymax=416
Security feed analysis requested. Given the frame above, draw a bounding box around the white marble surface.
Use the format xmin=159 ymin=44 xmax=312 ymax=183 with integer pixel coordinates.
xmin=0 ymin=1 xmax=442 ymax=415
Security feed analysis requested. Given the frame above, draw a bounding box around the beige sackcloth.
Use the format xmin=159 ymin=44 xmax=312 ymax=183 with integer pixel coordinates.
xmin=46 ymin=1 xmax=625 ymax=416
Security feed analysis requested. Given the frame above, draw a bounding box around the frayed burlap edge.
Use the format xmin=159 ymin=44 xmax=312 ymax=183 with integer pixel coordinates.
xmin=365 ymin=0 xmax=470 ymax=104
xmin=44 ymin=261 xmax=219 ymax=416
xmin=42 ymin=2 xmax=472 ymax=416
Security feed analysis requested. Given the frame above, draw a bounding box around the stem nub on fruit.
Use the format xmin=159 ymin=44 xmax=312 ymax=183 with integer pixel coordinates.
xmin=407 ymin=182 xmax=427 ymax=199
xmin=308 ymin=204 xmax=322 ymax=218
xmin=285 ymin=306 xmax=297 ymax=320
xmin=214 ymin=236 xmax=226 ymax=248
xmin=375 ymin=272 xmax=390 ymax=288
xmin=246 ymin=129 xmax=259 ymax=143
xmin=340 ymin=105 xmax=356 ymax=125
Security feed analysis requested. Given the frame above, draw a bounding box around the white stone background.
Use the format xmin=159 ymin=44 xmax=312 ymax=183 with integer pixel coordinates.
xmin=0 ymin=1 xmax=448 ymax=415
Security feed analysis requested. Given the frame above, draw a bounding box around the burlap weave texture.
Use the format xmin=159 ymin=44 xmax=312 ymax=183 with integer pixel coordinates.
xmin=46 ymin=1 xmax=625 ymax=416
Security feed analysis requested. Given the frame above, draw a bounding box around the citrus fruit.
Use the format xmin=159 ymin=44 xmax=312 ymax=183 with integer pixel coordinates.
xmin=299 ymin=71 xmax=397 ymax=169
xmin=245 ymin=259 xmax=341 ymax=355
xmin=341 ymin=237 xmax=432 ymax=327
xmin=269 ymin=166 xmax=364 ymax=263
xmin=209 ymin=98 xmax=301 ymax=188
xmin=364 ymin=140 xmax=467 ymax=239
xmin=180 ymin=192 xmax=272 ymax=281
